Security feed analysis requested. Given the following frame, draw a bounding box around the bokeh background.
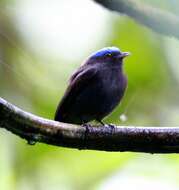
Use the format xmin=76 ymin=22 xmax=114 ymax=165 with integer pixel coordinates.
xmin=1 ymin=0 xmax=179 ymax=189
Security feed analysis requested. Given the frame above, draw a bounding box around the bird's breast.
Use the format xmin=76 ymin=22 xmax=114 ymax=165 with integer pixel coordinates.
xmin=100 ymin=68 xmax=126 ymax=94
xmin=97 ymin=67 xmax=127 ymax=110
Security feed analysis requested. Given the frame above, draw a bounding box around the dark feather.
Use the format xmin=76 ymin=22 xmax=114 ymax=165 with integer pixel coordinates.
xmin=55 ymin=66 xmax=98 ymax=123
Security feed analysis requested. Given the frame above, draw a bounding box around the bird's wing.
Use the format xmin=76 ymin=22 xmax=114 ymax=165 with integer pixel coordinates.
xmin=55 ymin=66 xmax=98 ymax=120
xmin=69 ymin=65 xmax=86 ymax=83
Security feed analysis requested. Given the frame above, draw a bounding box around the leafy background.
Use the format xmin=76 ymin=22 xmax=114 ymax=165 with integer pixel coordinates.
xmin=1 ymin=0 xmax=179 ymax=189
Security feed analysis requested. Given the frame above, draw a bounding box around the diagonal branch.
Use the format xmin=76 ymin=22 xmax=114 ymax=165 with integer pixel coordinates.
xmin=94 ymin=0 xmax=179 ymax=39
xmin=1 ymin=97 xmax=179 ymax=153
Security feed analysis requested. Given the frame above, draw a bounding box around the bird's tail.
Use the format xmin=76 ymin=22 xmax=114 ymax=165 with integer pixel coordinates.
xmin=54 ymin=108 xmax=63 ymax=122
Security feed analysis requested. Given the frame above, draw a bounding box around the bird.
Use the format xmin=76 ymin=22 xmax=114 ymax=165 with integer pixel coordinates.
xmin=54 ymin=47 xmax=130 ymax=125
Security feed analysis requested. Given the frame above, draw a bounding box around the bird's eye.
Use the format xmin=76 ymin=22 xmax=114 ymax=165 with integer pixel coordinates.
xmin=106 ymin=53 xmax=112 ymax=57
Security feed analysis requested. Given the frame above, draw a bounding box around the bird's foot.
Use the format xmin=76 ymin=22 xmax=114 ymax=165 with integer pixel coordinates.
xmin=81 ymin=123 xmax=91 ymax=149
xmin=96 ymin=120 xmax=115 ymax=136
xmin=96 ymin=120 xmax=105 ymax=126
xmin=108 ymin=124 xmax=115 ymax=136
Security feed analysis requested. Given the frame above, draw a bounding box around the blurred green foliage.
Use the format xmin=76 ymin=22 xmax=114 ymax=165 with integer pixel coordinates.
xmin=1 ymin=1 xmax=179 ymax=190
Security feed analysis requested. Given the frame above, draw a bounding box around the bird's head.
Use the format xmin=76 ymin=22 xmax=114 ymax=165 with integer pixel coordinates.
xmin=86 ymin=47 xmax=130 ymax=65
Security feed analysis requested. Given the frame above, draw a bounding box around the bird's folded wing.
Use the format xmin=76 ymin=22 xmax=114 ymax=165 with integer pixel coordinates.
xmin=55 ymin=66 xmax=98 ymax=118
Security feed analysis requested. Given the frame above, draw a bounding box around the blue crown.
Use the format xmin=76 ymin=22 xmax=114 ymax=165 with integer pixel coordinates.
xmin=91 ymin=47 xmax=121 ymax=58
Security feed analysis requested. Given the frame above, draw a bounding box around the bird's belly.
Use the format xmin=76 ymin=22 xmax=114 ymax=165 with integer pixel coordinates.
xmin=71 ymin=78 xmax=125 ymax=122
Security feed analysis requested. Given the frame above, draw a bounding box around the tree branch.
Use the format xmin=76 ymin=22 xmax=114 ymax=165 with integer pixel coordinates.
xmin=94 ymin=0 xmax=179 ymax=39
xmin=1 ymin=97 xmax=179 ymax=153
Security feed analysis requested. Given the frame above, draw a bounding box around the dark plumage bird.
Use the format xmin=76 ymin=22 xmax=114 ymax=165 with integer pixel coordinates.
xmin=55 ymin=47 xmax=130 ymax=125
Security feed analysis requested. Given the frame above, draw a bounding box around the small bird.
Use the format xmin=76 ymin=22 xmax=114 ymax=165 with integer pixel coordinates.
xmin=55 ymin=47 xmax=130 ymax=125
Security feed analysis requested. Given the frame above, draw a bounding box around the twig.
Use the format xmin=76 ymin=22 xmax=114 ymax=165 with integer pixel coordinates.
xmin=94 ymin=0 xmax=179 ymax=39
xmin=1 ymin=97 xmax=179 ymax=153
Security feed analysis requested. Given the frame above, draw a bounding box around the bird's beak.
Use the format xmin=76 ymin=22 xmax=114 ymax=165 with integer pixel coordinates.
xmin=120 ymin=52 xmax=130 ymax=58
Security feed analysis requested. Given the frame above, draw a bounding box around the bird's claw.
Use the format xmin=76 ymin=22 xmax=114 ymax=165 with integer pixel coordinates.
xmin=81 ymin=123 xmax=91 ymax=149
xmin=108 ymin=124 xmax=115 ymax=135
